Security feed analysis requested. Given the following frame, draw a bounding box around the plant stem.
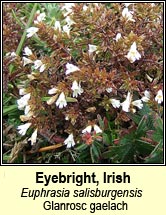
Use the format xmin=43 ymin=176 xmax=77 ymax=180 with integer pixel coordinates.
xmin=27 ymin=143 xmax=63 ymax=154
xmin=11 ymin=9 xmax=25 ymax=28
xmin=9 ymin=3 xmax=38 ymax=73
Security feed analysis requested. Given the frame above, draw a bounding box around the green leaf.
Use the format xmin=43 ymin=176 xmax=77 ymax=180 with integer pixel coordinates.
xmin=119 ymin=132 xmax=135 ymax=145
xmin=3 ymin=94 xmax=12 ymax=105
xmin=76 ymin=144 xmax=91 ymax=163
xmin=128 ymin=103 xmax=153 ymax=127
xmin=128 ymin=112 xmax=141 ymax=125
xmin=97 ymin=114 xmax=105 ymax=130
xmin=12 ymin=9 xmax=25 ymax=28
xmin=91 ymin=144 xmax=100 ymax=161
xmin=152 ymin=117 xmax=163 ymax=143
xmin=136 ymin=139 xmax=154 ymax=156
xmin=136 ymin=115 xmax=148 ymax=136
xmin=102 ymin=143 xmax=135 ymax=164
xmin=76 ymin=143 xmax=88 ymax=152
xmin=146 ymin=113 xmax=155 ymax=130
xmin=3 ymin=105 xmax=18 ymax=116
xmin=41 ymin=97 xmax=51 ymax=102
xmin=144 ymin=141 xmax=163 ymax=163
xmin=103 ymin=131 xmax=112 ymax=145
xmin=66 ymin=97 xmax=78 ymax=102
xmin=3 ymin=155 xmax=10 ymax=162
xmin=103 ymin=132 xmax=136 ymax=163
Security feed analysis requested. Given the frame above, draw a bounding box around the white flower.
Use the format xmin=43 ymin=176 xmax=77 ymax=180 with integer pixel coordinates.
xmin=27 ymin=27 xmax=39 ymax=38
xmin=11 ymin=52 xmax=17 ymax=57
xmin=132 ymin=99 xmax=143 ymax=109
xmin=62 ymin=3 xmax=75 ymax=10
xmin=34 ymin=60 xmax=46 ymax=72
xmin=122 ymin=7 xmax=135 ymax=22
xmin=34 ymin=60 xmax=43 ymax=69
xmin=23 ymin=57 xmax=33 ymax=66
xmin=24 ymin=105 xmax=31 ymax=115
xmin=82 ymin=125 xmax=102 ymax=134
xmin=110 ymin=99 xmax=121 ymax=108
xmin=6 ymin=52 xmax=17 ymax=57
xmin=94 ymin=3 xmax=99 ymax=7
xmin=24 ymin=47 xmax=32 ymax=56
xmin=56 ymin=92 xmax=67 ymax=109
xmin=34 ymin=12 xmax=46 ymax=24
xmin=106 ymin=88 xmax=113 ymax=93
xmin=141 ymin=90 xmax=150 ymax=102
xmin=126 ymin=42 xmax=141 ymax=63
xmin=62 ymin=3 xmax=75 ymax=16
xmin=19 ymin=88 xmax=27 ymax=96
xmin=17 ymin=123 xmax=32 ymax=136
xmin=94 ymin=125 xmax=102 ymax=133
xmin=54 ymin=21 xmax=61 ymax=32
xmin=88 ymin=44 xmax=98 ymax=54
xmin=115 ymin=33 xmax=122 ymax=42
xmin=65 ymin=16 xmax=75 ymax=26
xmin=65 ymin=116 xmax=69 ymax=120
xmin=83 ymin=5 xmax=88 ymax=11
xmin=40 ymin=64 xmax=46 ymax=73
xmin=48 ymin=87 xmax=58 ymax=95
xmin=17 ymin=93 xmax=31 ymax=110
xmin=29 ymin=129 xmax=38 ymax=145
xmin=64 ymin=133 xmax=75 ymax=148
xmin=144 ymin=90 xmax=150 ymax=98
xmin=71 ymin=80 xmax=84 ymax=98
xmin=65 ymin=63 xmax=80 ymax=75
xmin=121 ymin=92 xmax=132 ymax=112
xmin=63 ymin=25 xmax=70 ymax=37
xmin=155 ymin=90 xmax=163 ymax=104
xmin=124 ymin=3 xmax=133 ymax=7
xmin=82 ymin=125 xmax=92 ymax=134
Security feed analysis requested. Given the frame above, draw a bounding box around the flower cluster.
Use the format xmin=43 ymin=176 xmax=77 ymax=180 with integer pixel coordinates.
xmin=15 ymin=3 xmax=163 ymax=150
